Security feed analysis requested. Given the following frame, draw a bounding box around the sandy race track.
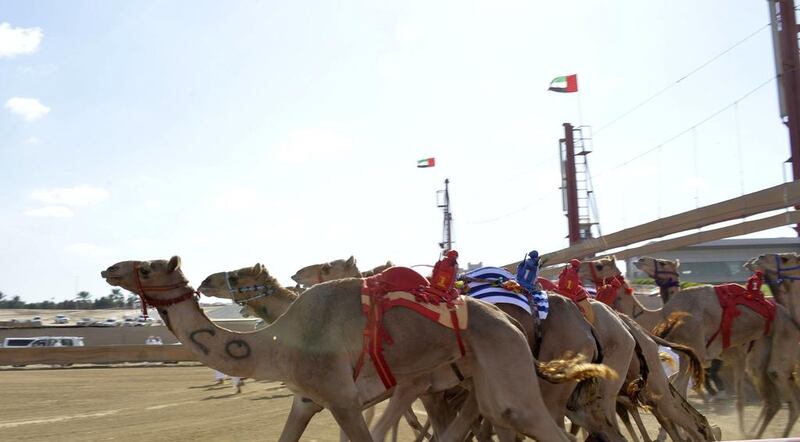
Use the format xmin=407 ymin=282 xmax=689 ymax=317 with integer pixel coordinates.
xmin=0 ymin=364 xmax=793 ymax=441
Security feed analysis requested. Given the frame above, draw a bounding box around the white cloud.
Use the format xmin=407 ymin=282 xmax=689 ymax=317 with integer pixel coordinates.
xmin=24 ymin=136 xmax=41 ymax=144
xmin=65 ymin=243 xmax=112 ymax=256
xmin=273 ymin=127 xmax=353 ymax=162
xmin=0 ymin=23 xmax=43 ymax=58
xmin=30 ymin=185 xmax=109 ymax=207
xmin=5 ymin=97 xmax=50 ymax=121
xmin=25 ymin=206 xmax=74 ymax=218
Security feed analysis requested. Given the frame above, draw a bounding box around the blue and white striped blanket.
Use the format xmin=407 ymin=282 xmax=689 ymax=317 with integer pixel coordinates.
xmin=463 ymin=267 xmax=549 ymax=320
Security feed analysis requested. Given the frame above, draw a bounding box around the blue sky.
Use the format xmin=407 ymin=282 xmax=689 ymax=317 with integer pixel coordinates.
xmin=0 ymin=1 xmax=795 ymax=303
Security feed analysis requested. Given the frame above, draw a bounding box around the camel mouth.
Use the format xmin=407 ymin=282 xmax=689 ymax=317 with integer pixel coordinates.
xmin=101 ymin=270 xmax=123 ymax=284
xmin=196 ymin=285 xmax=220 ymax=297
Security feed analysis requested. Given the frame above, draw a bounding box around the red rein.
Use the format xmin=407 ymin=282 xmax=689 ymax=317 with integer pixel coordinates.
xmin=133 ymin=263 xmax=196 ymax=317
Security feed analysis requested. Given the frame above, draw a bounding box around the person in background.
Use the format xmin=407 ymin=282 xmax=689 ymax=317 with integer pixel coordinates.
xmin=213 ymin=370 xmax=244 ymax=393
xmin=704 ymin=359 xmax=726 ymax=398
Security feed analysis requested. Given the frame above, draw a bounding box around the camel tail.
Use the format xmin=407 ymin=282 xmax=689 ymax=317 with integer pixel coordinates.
xmin=649 ymin=335 xmax=706 ymax=391
xmin=535 ymin=353 xmax=618 ymax=384
xmin=651 ymin=311 xmax=691 ymax=338
xmin=659 ymin=351 xmax=677 ymax=371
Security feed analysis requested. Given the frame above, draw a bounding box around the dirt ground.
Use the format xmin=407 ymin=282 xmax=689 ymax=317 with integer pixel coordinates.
xmin=0 ymin=364 xmax=793 ymax=441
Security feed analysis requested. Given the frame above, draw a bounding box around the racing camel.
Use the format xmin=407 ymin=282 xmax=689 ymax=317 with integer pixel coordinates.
xmin=103 ymin=256 xmax=603 ymax=442
xmin=203 ymin=259 xmax=616 ymax=440
xmin=744 ymin=252 xmax=800 ymax=437
xmin=584 ymin=255 xmax=800 ymax=438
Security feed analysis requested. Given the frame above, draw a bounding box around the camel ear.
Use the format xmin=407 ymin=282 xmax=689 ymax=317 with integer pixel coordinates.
xmin=386 ymin=260 xmax=393 ymax=266
xmin=346 ymin=256 xmax=356 ymax=267
xmin=168 ymin=256 xmax=182 ymax=272
xmin=253 ymin=263 xmax=263 ymax=275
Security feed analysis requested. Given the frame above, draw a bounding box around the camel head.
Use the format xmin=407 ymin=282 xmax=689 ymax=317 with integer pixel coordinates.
xmin=633 ymin=256 xmax=680 ymax=283
xmin=198 ymin=263 xmax=297 ymax=323
xmin=748 ymin=252 xmax=800 ymax=278
xmin=577 ymin=256 xmax=621 ymax=285
xmin=290 ymin=255 xmax=360 ymax=287
xmin=361 ymin=260 xmax=394 ymax=277
xmin=101 ymin=256 xmax=188 ymax=296
xmin=200 ymin=262 xmax=295 ymax=297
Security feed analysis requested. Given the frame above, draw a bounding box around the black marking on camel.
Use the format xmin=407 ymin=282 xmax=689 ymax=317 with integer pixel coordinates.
xmin=189 ymin=328 xmax=215 ymax=355
xmin=225 ymin=339 xmax=251 ymax=359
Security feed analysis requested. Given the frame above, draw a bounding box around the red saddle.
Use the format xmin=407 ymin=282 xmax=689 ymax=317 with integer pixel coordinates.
xmin=354 ymin=252 xmax=465 ymax=389
xmin=707 ymin=272 xmax=776 ymax=349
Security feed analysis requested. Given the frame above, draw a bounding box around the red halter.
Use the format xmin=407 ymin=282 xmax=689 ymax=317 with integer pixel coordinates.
xmin=589 ymin=263 xmax=632 ymax=306
xmin=133 ymin=263 xmax=197 ymax=318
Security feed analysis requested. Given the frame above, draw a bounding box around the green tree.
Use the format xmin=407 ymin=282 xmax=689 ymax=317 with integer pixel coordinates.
xmin=126 ymin=294 xmax=138 ymax=308
xmin=75 ymin=291 xmax=92 ymax=309
xmin=109 ymin=288 xmax=125 ymax=307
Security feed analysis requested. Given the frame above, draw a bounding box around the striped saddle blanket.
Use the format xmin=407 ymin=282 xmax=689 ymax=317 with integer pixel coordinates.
xmin=463 ymin=267 xmax=549 ymax=319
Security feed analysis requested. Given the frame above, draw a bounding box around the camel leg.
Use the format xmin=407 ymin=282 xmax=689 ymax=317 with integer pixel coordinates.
xmin=733 ymin=362 xmax=747 ymax=436
xmin=616 ymin=402 xmax=642 ymax=442
xmin=419 ymin=391 xmax=461 ymax=438
xmin=438 ymin=389 xmax=481 ymax=442
xmin=752 ymin=375 xmax=780 ymax=438
xmin=412 ymin=420 xmax=432 ymax=442
xmin=329 ymin=402 xmax=372 ymax=442
xmin=370 ymin=383 xmax=428 ymax=441
xmin=721 ymin=349 xmax=748 ymax=436
xmin=340 ymin=406 xmax=377 ymax=442
xmin=279 ymin=396 xmax=324 ymax=442
xmin=402 ymin=408 xmax=426 ymax=437
xmin=659 ymin=418 xmax=684 ymax=442
xmin=761 ymin=314 xmax=800 ymax=438
xmin=781 ymin=382 xmax=800 ymax=438
xmin=629 ymin=407 xmax=652 ymax=442
xmin=494 ymin=426 xmax=519 ymax=442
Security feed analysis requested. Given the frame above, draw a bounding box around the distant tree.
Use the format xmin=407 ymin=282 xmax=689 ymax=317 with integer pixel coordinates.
xmin=76 ymin=291 xmax=92 ymax=309
xmin=126 ymin=294 xmax=138 ymax=308
xmin=0 ymin=291 xmax=5 ymax=302
xmin=109 ymin=288 xmax=125 ymax=308
xmin=9 ymin=295 xmax=24 ymax=309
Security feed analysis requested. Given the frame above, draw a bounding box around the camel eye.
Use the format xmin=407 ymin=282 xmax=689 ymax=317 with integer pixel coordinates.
xmin=139 ymin=268 xmax=150 ymax=276
xmin=228 ymin=275 xmax=239 ymax=285
xmin=595 ymin=264 xmax=603 ymax=271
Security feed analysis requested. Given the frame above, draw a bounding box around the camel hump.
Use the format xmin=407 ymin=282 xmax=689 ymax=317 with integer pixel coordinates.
xmin=369 ymin=266 xmax=428 ymax=292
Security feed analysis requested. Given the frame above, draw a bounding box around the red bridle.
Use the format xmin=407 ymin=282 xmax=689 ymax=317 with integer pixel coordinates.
xmin=133 ymin=263 xmax=197 ymax=318
xmin=589 ymin=262 xmax=632 ymax=306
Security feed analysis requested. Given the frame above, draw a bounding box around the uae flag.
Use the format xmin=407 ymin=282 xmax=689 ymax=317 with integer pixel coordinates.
xmin=417 ymin=157 xmax=435 ymax=168
xmin=548 ymin=74 xmax=578 ymax=93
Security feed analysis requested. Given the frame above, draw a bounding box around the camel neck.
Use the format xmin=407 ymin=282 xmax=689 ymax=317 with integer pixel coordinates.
xmin=246 ymin=291 xmax=295 ymax=323
xmin=159 ymin=292 xmax=285 ymax=380
xmin=658 ymin=283 xmax=680 ymax=304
